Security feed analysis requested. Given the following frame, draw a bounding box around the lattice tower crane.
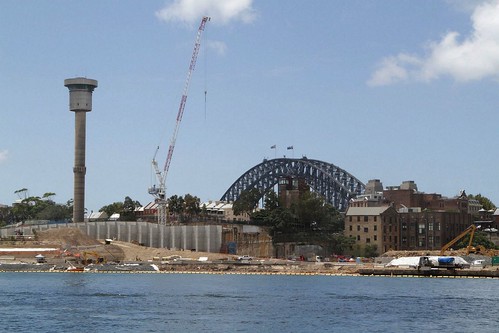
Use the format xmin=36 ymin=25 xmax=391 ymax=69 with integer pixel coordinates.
xmin=149 ymin=16 xmax=210 ymax=224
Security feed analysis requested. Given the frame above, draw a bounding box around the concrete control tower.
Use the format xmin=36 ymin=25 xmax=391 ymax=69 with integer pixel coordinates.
xmin=64 ymin=77 xmax=98 ymax=223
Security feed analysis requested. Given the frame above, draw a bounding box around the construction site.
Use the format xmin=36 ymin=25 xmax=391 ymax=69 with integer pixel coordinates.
xmin=0 ymin=226 xmax=498 ymax=278
xmin=2 ymin=15 xmax=499 ymax=278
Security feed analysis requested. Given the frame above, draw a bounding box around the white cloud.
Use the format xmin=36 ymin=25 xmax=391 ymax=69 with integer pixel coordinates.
xmin=207 ymin=40 xmax=227 ymax=56
xmin=156 ymin=0 xmax=256 ymax=25
xmin=0 ymin=150 xmax=8 ymax=164
xmin=368 ymin=0 xmax=499 ymax=86
xmin=367 ymin=54 xmax=421 ymax=86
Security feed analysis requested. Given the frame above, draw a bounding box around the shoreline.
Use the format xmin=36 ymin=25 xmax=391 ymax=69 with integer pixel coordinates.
xmin=1 ymin=270 xmax=497 ymax=279
xmin=1 ymin=262 xmax=499 ymax=278
xmin=2 ymin=230 xmax=498 ymax=279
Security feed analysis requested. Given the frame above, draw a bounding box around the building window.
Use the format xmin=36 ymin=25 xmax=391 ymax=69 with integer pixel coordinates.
xmin=374 ymin=225 xmax=377 ymax=231
xmin=374 ymin=235 xmax=377 ymax=241
xmin=366 ymin=238 xmax=371 ymax=243
xmin=349 ymin=225 xmax=352 ymax=231
xmin=357 ymin=216 xmax=360 ymax=222
xmin=364 ymin=216 xmax=368 ymax=222
xmin=418 ymin=223 xmax=425 ymax=234
xmin=428 ymin=222 xmax=433 ymax=231
xmin=357 ymin=225 xmax=360 ymax=231
xmin=349 ymin=216 xmax=352 ymax=222
xmin=357 ymin=235 xmax=360 ymax=241
xmin=374 ymin=216 xmax=377 ymax=222
xmin=364 ymin=227 xmax=368 ymax=233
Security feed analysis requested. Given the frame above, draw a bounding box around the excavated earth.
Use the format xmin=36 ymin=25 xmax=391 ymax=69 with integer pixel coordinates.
xmin=1 ymin=228 xmax=498 ymax=276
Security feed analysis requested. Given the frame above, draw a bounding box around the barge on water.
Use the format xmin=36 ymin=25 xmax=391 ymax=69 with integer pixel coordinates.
xmin=358 ymin=267 xmax=499 ymax=278
xmin=360 ymin=256 xmax=499 ymax=278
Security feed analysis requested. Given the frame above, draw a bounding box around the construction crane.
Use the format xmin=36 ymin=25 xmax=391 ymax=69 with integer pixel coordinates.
xmin=149 ymin=16 xmax=210 ymax=224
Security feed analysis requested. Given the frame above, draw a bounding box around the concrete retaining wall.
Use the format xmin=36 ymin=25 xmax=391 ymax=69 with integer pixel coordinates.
xmin=1 ymin=222 xmax=222 ymax=253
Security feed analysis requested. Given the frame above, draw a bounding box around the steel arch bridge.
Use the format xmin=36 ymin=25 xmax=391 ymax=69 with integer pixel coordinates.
xmin=220 ymin=158 xmax=365 ymax=211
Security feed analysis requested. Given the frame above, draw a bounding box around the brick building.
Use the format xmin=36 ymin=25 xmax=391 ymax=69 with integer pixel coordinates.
xmin=345 ymin=180 xmax=479 ymax=255
xmin=278 ymin=176 xmax=309 ymax=208
xmin=398 ymin=207 xmax=472 ymax=250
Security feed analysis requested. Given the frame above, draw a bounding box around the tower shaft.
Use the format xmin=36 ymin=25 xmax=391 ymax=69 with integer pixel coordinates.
xmin=64 ymin=77 xmax=97 ymax=223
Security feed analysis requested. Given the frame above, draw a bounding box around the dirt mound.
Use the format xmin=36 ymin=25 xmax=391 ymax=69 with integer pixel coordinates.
xmin=382 ymin=250 xmax=441 ymax=258
xmin=383 ymin=249 xmax=499 ymax=258
xmin=36 ymin=228 xmax=101 ymax=247
xmin=112 ymin=240 xmax=235 ymax=262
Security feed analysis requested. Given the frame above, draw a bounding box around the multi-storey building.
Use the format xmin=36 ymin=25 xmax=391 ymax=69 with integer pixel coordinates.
xmin=398 ymin=207 xmax=472 ymax=250
xmin=202 ymin=201 xmax=250 ymax=222
xmin=278 ymin=176 xmax=309 ymax=208
xmin=345 ymin=180 xmax=479 ymax=255
xmin=345 ymin=205 xmax=399 ymax=253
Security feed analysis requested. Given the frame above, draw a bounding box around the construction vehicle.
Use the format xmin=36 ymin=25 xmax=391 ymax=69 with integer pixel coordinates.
xmin=148 ymin=16 xmax=210 ymax=224
xmin=82 ymin=251 xmax=106 ymax=265
xmin=439 ymin=224 xmax=489 ymax=255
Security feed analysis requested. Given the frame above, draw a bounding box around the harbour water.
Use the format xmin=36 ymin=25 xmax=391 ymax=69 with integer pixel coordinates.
xmin=1 ymin=272 xmax=498 ymax=332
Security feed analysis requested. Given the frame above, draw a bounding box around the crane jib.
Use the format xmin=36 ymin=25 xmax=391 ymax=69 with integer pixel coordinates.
xmin=150 ymin=16 xmax=210 ymax=224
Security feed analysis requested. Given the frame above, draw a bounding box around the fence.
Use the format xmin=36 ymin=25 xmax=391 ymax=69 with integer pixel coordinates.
xmin=0 ymin=221 xmax=222 ymax=253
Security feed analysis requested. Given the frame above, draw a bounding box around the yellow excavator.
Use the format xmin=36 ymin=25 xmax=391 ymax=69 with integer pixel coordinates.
xmin=440 ymin=224 xmax=482 ymax=256
xmin=82 ymin=251 xmax=106 ymax=265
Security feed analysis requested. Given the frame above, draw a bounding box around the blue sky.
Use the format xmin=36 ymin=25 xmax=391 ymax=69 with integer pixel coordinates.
xmin=1 ymin=0 xmax=499 ymax=212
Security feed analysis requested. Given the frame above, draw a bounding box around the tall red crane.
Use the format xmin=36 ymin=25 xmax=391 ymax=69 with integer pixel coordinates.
xmin=149 ymin=16 xmax=210 ymax=224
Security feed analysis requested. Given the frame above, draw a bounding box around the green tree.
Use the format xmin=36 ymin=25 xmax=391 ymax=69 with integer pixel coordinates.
xmin=364 ymin=244 xmax=379 ymax=258
xmin=0 ymin=205 xmax=12 ymax=226
xmin=233 ymin=188 xmax=261 ymax=216
xmin=36 ymin=204 xmax=71 ymax=221
xmin=246 ymin=190 xmax=280 ymax=226
xmin=468 ymin=193 xmax=496 ymax=210
xmin=11 ymin=196 xmax=42 ymax=221
xmin=253 ymin=190 xmax=347 ymax=254
xmin=14 ymin=188 xmax=28 ymax=200
xmin=42 ymin=192 xmax=56 ymax=201
xmin=201 ymin=203 xmax=208 ymax=217
xmin=100 ymin=197 xmax=141 ymax=221
xmin=9 ymin=190 xmax=71 ymax=222
xmin=264 ymin=190 xmax=280 ymax=211
xmin=457 ymin=231 xmax=498 ymax=250
xmin=100 ymin=202 xmax=124 ymax=218
xmin=167 ymin=195 xmax=185 ymax=215
xmin=121 ymin=196 xmax=140 ymax=221
xmin=287 ymin=192 xmax=343 ymax=233
xmin=327 ymin=234 xmax=356 ymax=255
xmin=184 ymin=194 xmax=201 ymax=217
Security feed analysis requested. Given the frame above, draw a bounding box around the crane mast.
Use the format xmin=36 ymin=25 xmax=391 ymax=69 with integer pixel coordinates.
xmin=149 ymin=16 xmax=210 ymax=224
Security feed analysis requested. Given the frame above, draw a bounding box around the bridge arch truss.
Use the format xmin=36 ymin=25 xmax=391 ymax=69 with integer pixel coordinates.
xmin=220 ymin=158 xmax=365 ymax=211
